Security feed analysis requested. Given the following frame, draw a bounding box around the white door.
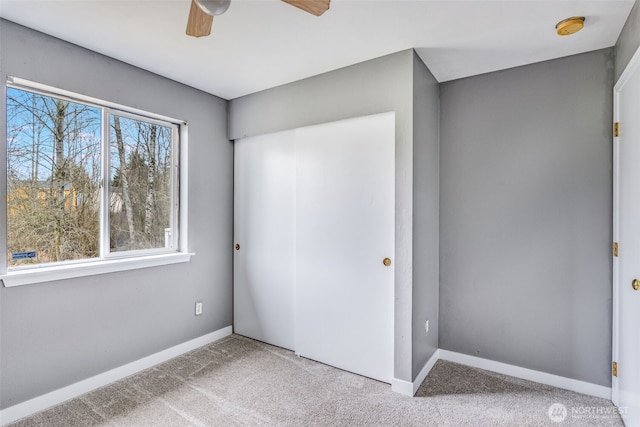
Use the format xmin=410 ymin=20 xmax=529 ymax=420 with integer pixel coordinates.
xmin=234 ymin=131 xmax=296 ymax=350
xmin=613 ymin=47 xmax=640 ymax=427
xmin=295 ymin=112 xmax=395 ymax=383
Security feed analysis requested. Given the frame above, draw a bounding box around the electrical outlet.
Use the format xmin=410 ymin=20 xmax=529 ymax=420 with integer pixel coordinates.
xmin=425 ymin=319 xmax=429 ymax=335
xmin=195 ymin=301 xmax=203 ymax=316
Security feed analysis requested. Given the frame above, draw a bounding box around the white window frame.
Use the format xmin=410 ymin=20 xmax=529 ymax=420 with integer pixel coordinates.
xmin=100 ymin=109 xmax=180 ymax=258
xmin=1 ymin=77 xmax=193 ymax=287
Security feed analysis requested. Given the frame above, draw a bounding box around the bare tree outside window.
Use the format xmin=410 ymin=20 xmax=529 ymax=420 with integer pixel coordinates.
xmin=109 ymin=115 xmax=173 ymax=252
xmin=6 ymin=85 xmax=178 ymax=269
xmin=6 ymin=88 xmax=101 ymax=267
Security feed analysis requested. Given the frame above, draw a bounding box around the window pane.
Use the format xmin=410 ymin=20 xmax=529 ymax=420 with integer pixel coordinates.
xmin=6 ymin=87 xmax=101 ymax=267
xmin=109 ymin=115 xmax=174 ymax=252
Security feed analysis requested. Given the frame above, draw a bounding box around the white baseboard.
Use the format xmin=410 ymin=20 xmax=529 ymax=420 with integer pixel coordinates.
xmin=391 ymin=349 xmax=611 ymax=400
xmin=412 ymin=349 xmax=441 ymax=395
xmin=390 ymin=377 xmax=413 ymax=396
xmin=438 ymin=350 xmax=612 ymax=400
xmin=392 ymin=349 xmax=441 ymax=396
xmin=2 ymin=335 xmax=611 ymax=425
xmin=0 ymin=326 xmax=232 ymax=426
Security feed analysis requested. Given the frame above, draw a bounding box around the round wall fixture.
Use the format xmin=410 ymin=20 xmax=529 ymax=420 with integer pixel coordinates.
xmin=556 ymin=17 xmax=585 ymax=36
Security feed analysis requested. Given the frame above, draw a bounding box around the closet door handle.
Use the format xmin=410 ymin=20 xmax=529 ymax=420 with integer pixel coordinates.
xmin=235 ymin=244 xmax=240 ymax=251
xmin=383 ymin=258 xmax=391 ymax=267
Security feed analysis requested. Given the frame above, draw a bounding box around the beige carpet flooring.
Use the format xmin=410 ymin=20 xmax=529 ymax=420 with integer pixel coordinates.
xmin=7 ymin=334 xmax=623 ymax=426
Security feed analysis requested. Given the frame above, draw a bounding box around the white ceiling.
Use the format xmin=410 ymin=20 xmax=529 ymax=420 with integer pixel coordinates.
xmin=0 ymin=0 xmax=634 ymax=100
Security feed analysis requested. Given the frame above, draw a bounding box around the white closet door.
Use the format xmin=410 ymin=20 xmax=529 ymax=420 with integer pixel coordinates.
xmin=233 ymin=131 xmax=296 ymax=350
xmin=295 ymin=112 xmax=395 ymax=383
xmin=613 ymin=48 xmax=640 ymax=426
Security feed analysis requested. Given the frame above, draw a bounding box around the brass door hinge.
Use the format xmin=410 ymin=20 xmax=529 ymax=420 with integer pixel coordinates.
xmin=615 ymin=122 xmax=620 ymax=137
xmin=613 ymin=361 xmax=618 ymax=377
xmin=614 ymin=242 xmax=619 ymax=257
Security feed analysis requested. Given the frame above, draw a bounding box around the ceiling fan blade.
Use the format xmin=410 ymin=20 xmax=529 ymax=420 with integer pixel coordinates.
xmin=281 ymin=0 xmax=330 ymax=16
xmin=186 ymin=0 xmax=213 ymax=38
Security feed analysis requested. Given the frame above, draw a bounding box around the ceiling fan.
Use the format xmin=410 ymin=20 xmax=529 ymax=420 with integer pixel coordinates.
xmin=186 ymin=0 xmax=331 ymax=37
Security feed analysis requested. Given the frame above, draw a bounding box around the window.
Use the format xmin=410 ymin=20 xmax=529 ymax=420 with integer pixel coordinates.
xmin=108 ymin=113 xmax=176 ymax=254
xmin=3 ymin=78 xmax=189 ymax=285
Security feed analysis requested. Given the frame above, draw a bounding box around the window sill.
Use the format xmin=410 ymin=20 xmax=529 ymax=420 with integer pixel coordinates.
xmin=1 ymin=252 xmax=195 ymax=287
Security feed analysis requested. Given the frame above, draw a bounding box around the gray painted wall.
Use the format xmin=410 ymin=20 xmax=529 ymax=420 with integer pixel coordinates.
xmin=228 ymin=50 xmax=412 ymax=142
xmin=411 ymin=53 xmax=440 ymax=377
xmin=440 ymin=48 xmax=614 ymax=387
xmin=0 ymin=20 xmax=233 ymax=409
xmin=615 ymin=0 xmax=640 ymax=82
xmin=230 ymin=49 xmax=432 ymax=382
